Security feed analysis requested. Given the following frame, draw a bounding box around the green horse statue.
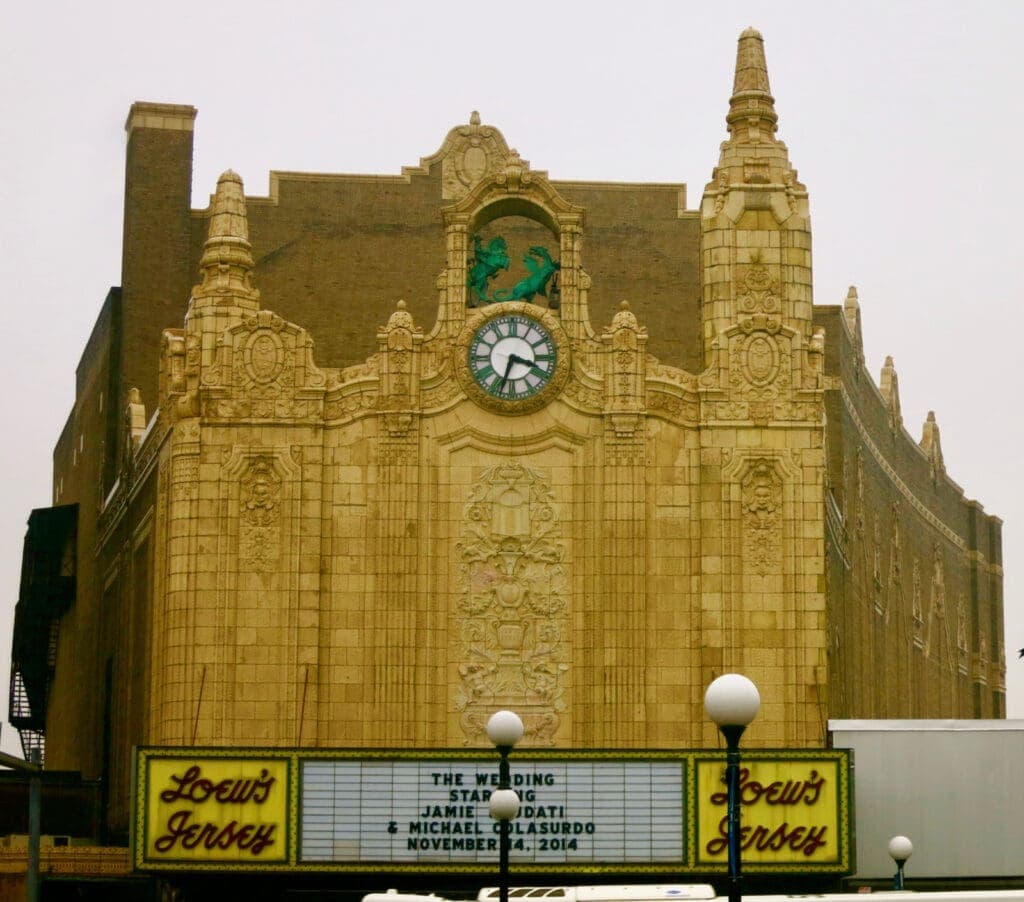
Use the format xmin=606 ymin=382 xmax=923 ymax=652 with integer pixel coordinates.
xmin=467 ymin=235 xmax=510 ymax=306
xmin=493 ymin=246 xmax=560 ymax=303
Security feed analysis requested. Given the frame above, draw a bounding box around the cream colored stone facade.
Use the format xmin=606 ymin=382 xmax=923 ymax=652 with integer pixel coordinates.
xmin=136 ymin=28 xmax=827 ymax=757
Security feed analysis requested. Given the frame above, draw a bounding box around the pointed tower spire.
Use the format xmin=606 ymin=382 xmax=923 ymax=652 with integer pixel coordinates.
xmin=699 ymin=28 xmax=813 ymax=364
xmin=727 ymin=27 xmax=778 ymax=144
xmin=705 ymin=28 xmax=804 ymax=192
xmin=192 ymin=170 xmax=260 ymax=305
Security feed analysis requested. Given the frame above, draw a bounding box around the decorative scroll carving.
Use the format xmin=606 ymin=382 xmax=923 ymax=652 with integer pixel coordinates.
xmin=454 ymin=462 xmax=568 ymax=746
xmin=736 ymin=256 xmax=781 ymax=314
xmin=647 ymin=390 xmax=700 ymax=423
xmin=324 ymin=389 xmax=379 ymax=421
xmin=741 ymin=461 xmax=782 ymax=574
xmin=238 ymin=458 xmax=281 ymax=570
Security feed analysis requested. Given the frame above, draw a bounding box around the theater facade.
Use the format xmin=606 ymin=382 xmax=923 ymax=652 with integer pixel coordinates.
xmin=4 ymin=27 xmax=1004 ymax=901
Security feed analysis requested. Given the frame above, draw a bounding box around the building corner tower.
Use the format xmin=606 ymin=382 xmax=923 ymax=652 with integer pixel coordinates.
xmin=697 ymin=29 xmax=828 ymax=746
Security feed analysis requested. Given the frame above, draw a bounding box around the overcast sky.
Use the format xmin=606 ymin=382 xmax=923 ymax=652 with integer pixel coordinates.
xmin=1 ymin=0 xmax=1021 ymax=757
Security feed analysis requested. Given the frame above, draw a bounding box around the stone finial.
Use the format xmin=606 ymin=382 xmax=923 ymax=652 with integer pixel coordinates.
xmin=470 ymin=110 xmax=481 ymax=126
xmin=843 ymin=286 xmax=865 ymax=362
xmin=610 ymin=300 xmax=640 ymax=331
xmin=727 ymin=27 xmax=778 ymax=140
xmin=194 ymin=170 xmax=259 ymax=303
xmin=880 ymin=355 xmax=903 ymax=427
xmin=920 ymin=410 xmax=945 ymax=478
xmin=386 ymin=299 xmax=415 ymax=331
xmin=501 ymin=149 xmax=527 ymax=192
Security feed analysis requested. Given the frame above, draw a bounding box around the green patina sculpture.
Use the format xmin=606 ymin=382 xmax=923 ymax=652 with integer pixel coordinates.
xmin=467 ymin=235 xmax=560 ymax=306
xmin=493 ymin=247 xmax=560 ymax=303
xmin=467 ymin=235 xmax=510 ymax=306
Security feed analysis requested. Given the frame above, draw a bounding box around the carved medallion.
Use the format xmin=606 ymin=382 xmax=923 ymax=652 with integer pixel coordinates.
xmin=742 ymin=333 xmax=779 ymax=386
xmin=244 ymin=329 xmax=284 ymax=385
xmin=736 ymin=259 xmax=781 ymax=314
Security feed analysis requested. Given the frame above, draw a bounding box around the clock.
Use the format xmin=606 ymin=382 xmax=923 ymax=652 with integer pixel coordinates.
xmin=455 ymin=303 xmax=569 ymax=414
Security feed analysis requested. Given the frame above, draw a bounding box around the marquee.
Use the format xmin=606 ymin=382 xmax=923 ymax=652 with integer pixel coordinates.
xmin=133 ymin=748 xmax=852 ymax=875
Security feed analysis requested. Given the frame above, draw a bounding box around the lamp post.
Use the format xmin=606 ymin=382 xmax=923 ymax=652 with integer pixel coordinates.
xmin=704 ymin=674 xmax=761 ymax=902
xmin=888 ymin=835 xmax=913 ymax=890
xmin=487 ymin=710 xmax=524 ymax=902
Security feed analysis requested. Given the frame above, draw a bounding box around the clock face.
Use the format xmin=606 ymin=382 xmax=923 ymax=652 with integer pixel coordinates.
xmin=468 ymin=313 xmax=558 ymax=400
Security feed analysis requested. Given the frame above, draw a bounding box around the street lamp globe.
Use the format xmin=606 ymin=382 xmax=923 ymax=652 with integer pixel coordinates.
xmin=888 ymin=835 xmax=913 ymax=863
xmin=489 ymin=788 xmax=522 ymax=820
xmin=486 ymin=710 xmax=525 ymax=749
xmin=704 ymin=674 xmax=761 ymax=727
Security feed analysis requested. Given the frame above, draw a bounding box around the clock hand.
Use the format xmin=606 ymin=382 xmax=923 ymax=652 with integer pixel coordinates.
xmin=497 ymin=354 xmax=533 ymax=393
xmin=497 ymin=355 xmax=517 ymax=392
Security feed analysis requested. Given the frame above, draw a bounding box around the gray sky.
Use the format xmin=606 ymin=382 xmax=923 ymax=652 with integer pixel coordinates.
xmin=1 ymin=0 xmax=1021 ymax=757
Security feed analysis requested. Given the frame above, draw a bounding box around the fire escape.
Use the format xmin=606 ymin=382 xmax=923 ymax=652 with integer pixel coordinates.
xmin=8 ymin=504 xmax=78 ymax=764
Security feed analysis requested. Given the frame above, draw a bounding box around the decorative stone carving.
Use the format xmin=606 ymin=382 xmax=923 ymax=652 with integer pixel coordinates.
xmin=741 ymin=460 xmax=782 ymax=574
xmin=704 ymin=315 xmax=813 ymax=425
xmin=973 ymin=632 xmax=990 ymax=685
xmin=872 ymin=514 xmax=883 ymax=615
xmin=454 ymin=461 xmax=568 ymax=745
xmin=238 ymin=458 xmax=282 ymax=570
xmin=956 ymin=594 xmax=970 ymax=676
xmin=430 ymin=111 xmax=512 ymax=201
xmin=377 ymin=300 xmax=423 ymax=441
xmin=912 ymin=558 xmax=925 ymax=650
xmin=201 ymin=310 xmax=326 ymax=421
xmin=736 ymin=256 xmax=781 ymax=314
xmin=885 ymin=502 xmax=901 ymax=619
xmin=602 ymin=301 xmax=648 ymax=416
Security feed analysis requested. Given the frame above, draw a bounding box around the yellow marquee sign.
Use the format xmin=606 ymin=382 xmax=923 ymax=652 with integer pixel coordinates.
xmin=133 ymin=747 xmax=851 ymax=874
xmin=693 ymin=756 xmax=847 ymax=869
xmin=136 ymin=750 xmax=292 ymax=868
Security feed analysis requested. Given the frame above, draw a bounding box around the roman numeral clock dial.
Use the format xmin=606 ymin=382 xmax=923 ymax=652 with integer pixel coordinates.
xmin=458 ymin=306 xmax=569 ymax=414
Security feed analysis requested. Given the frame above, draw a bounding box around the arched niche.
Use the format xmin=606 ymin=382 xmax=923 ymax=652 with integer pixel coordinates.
xmin=439 ymin=155 xmax=587 ymax=340
xmin=469 ymin=196 xmax=559 ymax=237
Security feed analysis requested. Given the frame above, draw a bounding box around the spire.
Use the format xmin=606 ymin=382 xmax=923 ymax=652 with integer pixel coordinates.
xmin=727 ymin=27 xmax=778 ymax=143
xmin=705 ymin=28 xmax=804 ymax=193
xmin=920 ymin=411 xmax=946 ymax=480
xmin=193 ymin=170 xmax=259 ymax=305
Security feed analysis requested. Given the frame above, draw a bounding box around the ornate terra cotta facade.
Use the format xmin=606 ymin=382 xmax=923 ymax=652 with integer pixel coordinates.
xmin=8 ymin=28 xmax=1004 ymax=853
